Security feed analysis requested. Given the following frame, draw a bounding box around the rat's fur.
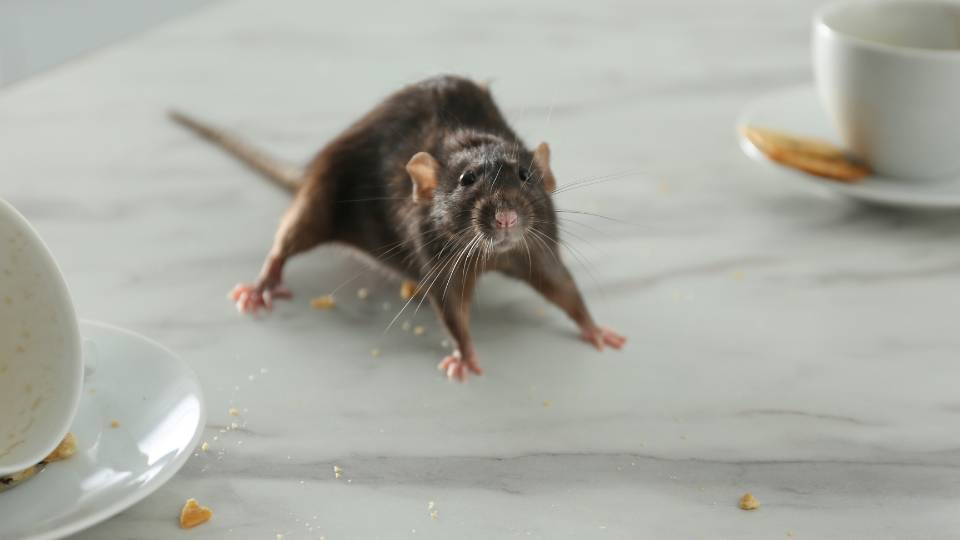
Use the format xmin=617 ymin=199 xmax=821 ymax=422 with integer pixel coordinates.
xmin=171 ymin=75 xmax=624 ymax=381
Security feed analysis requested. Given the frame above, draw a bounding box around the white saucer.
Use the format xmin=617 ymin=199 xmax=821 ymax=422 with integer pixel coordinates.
xmin=0 ymin=320 xmax=205 ymax=540
xmin=737 ymin=85 xmax=960 ymax=209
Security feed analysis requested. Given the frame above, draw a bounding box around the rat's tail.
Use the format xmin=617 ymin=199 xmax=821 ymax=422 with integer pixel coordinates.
xmin=168 ymin=110 xmax=303 ymax=192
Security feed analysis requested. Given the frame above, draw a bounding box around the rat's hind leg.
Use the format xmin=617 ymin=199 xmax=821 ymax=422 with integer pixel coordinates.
xmin=502 ymin=258 xmax=626 ymax=350
xmin=232 ymin=190 xmax=331 ymax=314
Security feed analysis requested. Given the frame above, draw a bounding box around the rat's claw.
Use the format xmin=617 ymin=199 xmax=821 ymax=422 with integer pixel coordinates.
xmin=229 ymin=281 xmax=292 ymax=315
xmin=581 ymin=325 xmax=626 ymax=351
xmin=438 ymin=350 xmax=482 ymax=382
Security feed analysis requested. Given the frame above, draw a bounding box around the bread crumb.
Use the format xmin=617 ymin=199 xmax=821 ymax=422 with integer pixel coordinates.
xmin=371 ymin=348 xmax=381 ymax=358
xmin=179 ymin=498 xmax=213 ymax=529
xmin=110 ymin=420 xmax=120 ymax=429
xmin=413 ymin=325 xmax=426 ymax=336
xmin=310 ymin=295 xmax=336 ymax=310
xmin=430 ymin=509 xmax=439 ymax=520
xmin=276 ymin=534 xmax=285 ymax=540
xmin=200 ymin=442 xmax=209 ymax=452
xmin=739 ymin=492 xmax=760 ymax=511
xmin=427 ymin=501 xmax=435 ymax=510
xmin=228 ymin=407 xmax=240 ymax=417
xmin=542 ymin=400 xmax=552 ymax=408
xmin=356 ymin=288 xmax=369 ymax=299
xmin=44 ymin=432 xmax=77 ymax=462
xmin=400 ymin=280 xmax=417 ymax=300
xmin=333 ymin=465 xmax=343 ymax=479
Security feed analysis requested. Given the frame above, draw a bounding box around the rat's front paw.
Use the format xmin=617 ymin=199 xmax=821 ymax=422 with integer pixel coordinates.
xmin=580 ymin=325 xmax=626 ymax=351
xmin=438 ymin=350 xmax=483 ymax=382
xmin=229 ymin=282 xmax=292 ymax=314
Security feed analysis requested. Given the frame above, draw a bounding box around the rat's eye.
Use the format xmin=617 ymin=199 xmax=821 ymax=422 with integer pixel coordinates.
xmin=518 ymin=167 xmax=530 ymax=182
xmin=459 ymin=171 xmax=478 ymax=187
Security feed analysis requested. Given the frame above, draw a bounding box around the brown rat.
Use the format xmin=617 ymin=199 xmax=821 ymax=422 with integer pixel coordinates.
xmin=170 ymin=75 xmax=625 ymax=381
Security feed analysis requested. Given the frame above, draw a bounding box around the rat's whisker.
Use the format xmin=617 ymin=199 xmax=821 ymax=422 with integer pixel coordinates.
xmin=554 ymin=208 xmax=633 ymax=225
xmin=384 ymin=227 xmax=474 ymax=334
xmin=551 ymin=169 xmax=647 ymax=195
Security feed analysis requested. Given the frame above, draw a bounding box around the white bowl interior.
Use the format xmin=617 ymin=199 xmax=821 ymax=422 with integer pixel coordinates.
xmin=822 ymin=1 xmax=960 ymax=50
xmin=0 ymin=200 xmax=82 ymax=476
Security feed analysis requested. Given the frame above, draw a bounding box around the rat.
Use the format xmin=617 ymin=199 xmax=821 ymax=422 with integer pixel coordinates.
xmin=170 ymin=75 xmax=625 ymax=381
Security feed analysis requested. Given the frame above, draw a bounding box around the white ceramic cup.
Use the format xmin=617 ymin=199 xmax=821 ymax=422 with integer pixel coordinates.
xmin=813 ymin=0 xmax=960 ymax=181
xmin=0 ymin=199 xmax=82 ymax=477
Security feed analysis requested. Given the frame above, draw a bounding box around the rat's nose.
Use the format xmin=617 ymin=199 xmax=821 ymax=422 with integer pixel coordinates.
xmin=494 ymin=209 xmax=519 ymax=229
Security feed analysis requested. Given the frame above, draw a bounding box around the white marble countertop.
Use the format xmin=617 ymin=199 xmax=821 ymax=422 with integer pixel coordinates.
xmin=4 ymin=0 xmax=960 ymax=538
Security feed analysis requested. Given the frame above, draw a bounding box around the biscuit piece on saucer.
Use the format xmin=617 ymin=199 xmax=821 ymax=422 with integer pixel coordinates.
xmin=742 ymin=125 xmax=870 ymax=182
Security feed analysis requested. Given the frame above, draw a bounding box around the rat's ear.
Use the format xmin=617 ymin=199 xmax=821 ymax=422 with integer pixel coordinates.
xmin=406 ymin=152 xmax=440 ymax=202
xmin=532 ymin=142 xmax=557 ymax=192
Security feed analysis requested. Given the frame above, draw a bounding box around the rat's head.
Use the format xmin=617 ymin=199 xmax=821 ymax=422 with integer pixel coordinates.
xmin=406 ymin=134 xmax=558 ymax=253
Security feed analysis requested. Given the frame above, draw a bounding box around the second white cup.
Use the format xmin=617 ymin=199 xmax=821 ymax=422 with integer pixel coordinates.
xmin=813 ymin=0 xmax=960 ymax=181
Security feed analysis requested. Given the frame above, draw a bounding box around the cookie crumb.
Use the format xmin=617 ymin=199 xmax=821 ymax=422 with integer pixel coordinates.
xmin=179 ymin=498 xmax=213 ymax=529
xmin=200 ymin=442 xmax=210 ymax=452
xmin=110 ymin=420 xmax=120 ymax=428
xmin=542 ymin=400 xmax=552 ymax=408
xmin=357 ymin=288 xmax=369 ymax=299
xmin=310 ymin=295 xmax=336 ymax=310
xmin=400 ymin=280 xmax=417 ymax=300
xmin=413 ymin=325 xmax=426 ymax=336
xmin=741 ymin=125 xmax=870 ymax=182
xmin=228 ymin=407 xmax=240 ymax=417
xmin=44 ymin=432 xmax=77 ymax=462
xmin=739 ymin=492 xmax=760 ymax=511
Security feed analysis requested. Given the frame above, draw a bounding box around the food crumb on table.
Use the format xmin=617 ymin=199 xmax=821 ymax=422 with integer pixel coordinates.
xmin=356 ymin=287 xmax=369 ymax=299
xmin=738 ymin=492 xmax=760 ymax=510
xmin=400 ymin=280 xmax=417 ymax=300
xmin=228 ymin=407 xmax=240 ymax=417
xmin=110 ymin=420 xmax=120 ymax=428
xmin=179 ymin=498 xmax=213 ymax=529
xmin=310 ymin=295 xmax=336 ymax=310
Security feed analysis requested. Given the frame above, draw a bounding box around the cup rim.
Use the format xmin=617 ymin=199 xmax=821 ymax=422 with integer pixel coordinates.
xmin=814 ymin=0 xmax=960 ymax=60
xmin=0 ymin=199 xmax=83 ymax=476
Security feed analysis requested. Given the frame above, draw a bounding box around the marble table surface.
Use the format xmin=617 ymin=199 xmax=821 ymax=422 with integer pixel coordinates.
xmin=4 ymin=0 xmax=960 ymax=538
